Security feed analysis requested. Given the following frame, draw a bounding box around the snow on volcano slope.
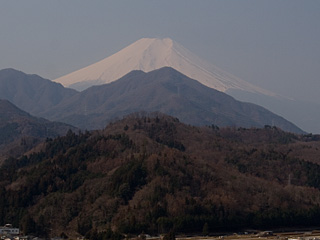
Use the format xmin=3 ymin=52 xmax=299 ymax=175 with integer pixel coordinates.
xmin=54 ymin=38 xmax=274 ymax=96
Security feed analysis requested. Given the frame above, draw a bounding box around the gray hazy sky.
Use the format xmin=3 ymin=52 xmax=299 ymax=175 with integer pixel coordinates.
xmin=1 ymin=0 xmax=319 ymax=104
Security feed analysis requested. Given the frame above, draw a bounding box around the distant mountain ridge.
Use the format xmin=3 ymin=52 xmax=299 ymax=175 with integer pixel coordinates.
xmin=47 ymin=67 xmax=303 ymax=133
xmin=0 ymin=67 xmax=303 ymax=133
xmin=0 ymin=68 xmax=78 ymax=115
xmin=0 ymin=99 xmax=76 ymax=161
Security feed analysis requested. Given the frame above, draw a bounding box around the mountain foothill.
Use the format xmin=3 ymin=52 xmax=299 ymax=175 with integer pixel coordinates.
xmin=0 ymin=114 xmax=320 ymax=238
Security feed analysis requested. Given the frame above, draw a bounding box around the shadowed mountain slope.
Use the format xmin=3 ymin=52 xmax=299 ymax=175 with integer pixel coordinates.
xmin=0 ymin=99 xmax=76 ymax=161
xmin=0 ymin=68 xmax=78 ymax=116
xmin=46 ymin=67 xmax=304 ymax=133
xmin=0 ymin=67 xmax=304 ymax=133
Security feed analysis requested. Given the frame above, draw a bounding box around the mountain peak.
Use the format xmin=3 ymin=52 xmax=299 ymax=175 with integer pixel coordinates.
xmin=138 ymin=37 xmax=174 ymax=44
xmin=135 ymin=37 xmax=175 ymax=47
xmin=53 ymin=38 xmax=275 ymax=96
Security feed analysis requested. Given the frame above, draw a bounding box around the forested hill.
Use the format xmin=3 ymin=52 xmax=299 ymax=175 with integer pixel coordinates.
xmin=1 ymin=113 xmax=320 ymax=238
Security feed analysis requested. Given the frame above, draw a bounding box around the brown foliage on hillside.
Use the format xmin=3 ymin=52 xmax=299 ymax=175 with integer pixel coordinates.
xmin=1 ymin=113 xmax=320 ymax=238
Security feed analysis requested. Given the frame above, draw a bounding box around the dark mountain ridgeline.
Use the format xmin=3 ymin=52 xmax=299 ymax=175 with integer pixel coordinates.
xmin=0 ymin=68 xmax=78 ymax=116
xmin=44 ymin=67 xmax=303 ymax=133
xmin=0 ymin=114 xmax=319 ymax=237
xmin=0 ymin=67 xmax=304 ymax=133
xmin=0 ymin=99 xmax=77 ymax=161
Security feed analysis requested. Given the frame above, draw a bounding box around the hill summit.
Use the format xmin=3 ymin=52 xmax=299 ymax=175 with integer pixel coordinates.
xmin=53 ymin=38 xmax=274 ymax=96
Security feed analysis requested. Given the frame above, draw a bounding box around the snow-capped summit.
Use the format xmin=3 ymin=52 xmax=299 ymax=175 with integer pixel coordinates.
xmin=54 ymin=38 xmax=274 ymax=96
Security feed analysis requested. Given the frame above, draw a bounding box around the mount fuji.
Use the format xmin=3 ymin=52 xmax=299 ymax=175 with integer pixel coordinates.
xmin=53 ymin=38 xmax=319 ymax=133
xmin=54 ymin=38 xmax=274 ymax=96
